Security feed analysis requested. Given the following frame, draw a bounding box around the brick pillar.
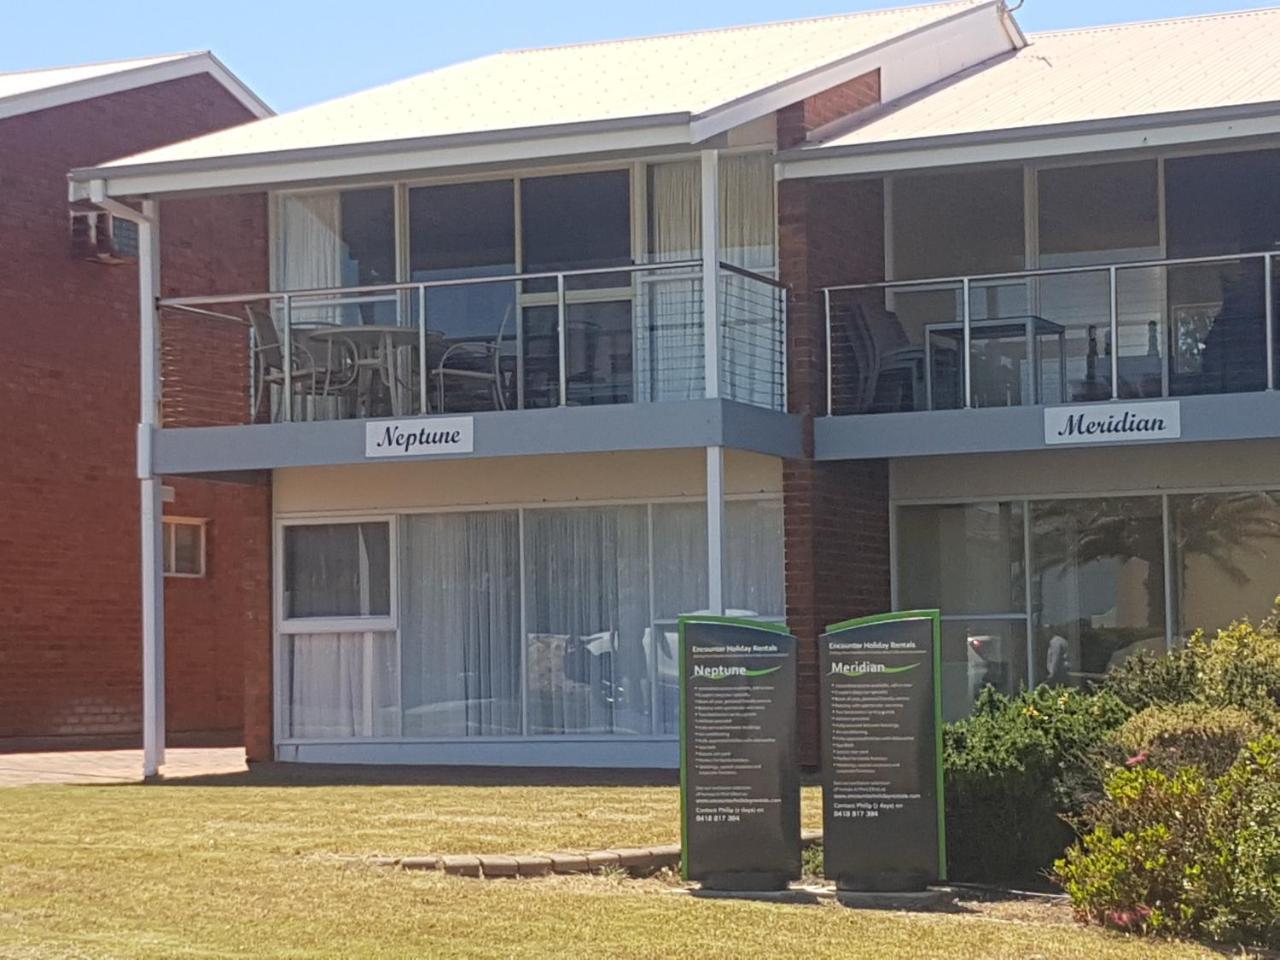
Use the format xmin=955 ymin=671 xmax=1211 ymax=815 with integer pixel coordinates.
xmin=779 ymin=175 xmax=892 ymax=765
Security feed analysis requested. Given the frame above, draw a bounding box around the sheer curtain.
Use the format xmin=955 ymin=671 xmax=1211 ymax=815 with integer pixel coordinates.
xmin=719 ymin=154 xmax=779 ymax=407
xmin=274 ymin=192 xmax=343 ymax=327
xmin=638 ymin=161 xmax=703 ymax=402
xmin=286 ymin=632 xmax=399 ymax=739
xmin=639 ymin=156 xmax=778 ymax=405
xmin=650 ymin=498 xmax=786 ymax=732
xmin=399 ymin=512 xmax=521 ymax=737
xmin=524 ymin=507 xmax=652 ymax=735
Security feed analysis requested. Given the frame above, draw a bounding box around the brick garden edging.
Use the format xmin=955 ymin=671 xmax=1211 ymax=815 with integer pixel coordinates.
xmin=375 ymin=831 xmax=822 ymax=879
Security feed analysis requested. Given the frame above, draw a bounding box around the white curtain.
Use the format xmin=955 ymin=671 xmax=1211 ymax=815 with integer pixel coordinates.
xmin=637 ymin=160 xmax=703 ymax=402
xmin=650 ymin=499 xmax=786 ymax=733
xmin=399 ymin=512 xmax=522 ymax=737
xmin=274 ymin=192 xmax=343 ymax=327
xmin=286 ymin=632 xmax=399 ymax=739
xmin=524 ymin=507 xmax=652 ymax=735
xmin=638 ymin=156 xmax=780 ymax=407
xmin=719 ymin=154 xmax=781 ymax=408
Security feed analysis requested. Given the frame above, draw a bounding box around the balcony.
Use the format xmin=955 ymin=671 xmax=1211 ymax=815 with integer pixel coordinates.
xmin=824 ymin=250 xmax=1279 ymax=416
xmin=159 ymin=260 xmax=786 ymax=427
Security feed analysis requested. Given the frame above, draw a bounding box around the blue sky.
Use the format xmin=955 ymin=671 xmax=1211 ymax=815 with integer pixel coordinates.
xmin=5 ymin=0 xmax=1276 ymax=112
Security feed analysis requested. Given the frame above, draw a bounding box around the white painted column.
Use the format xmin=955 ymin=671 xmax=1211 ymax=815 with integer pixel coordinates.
xmin=138 ymin=199 xmax=165 ymax=777
xmin=701 ymin=150 xmax=726 ymax=615
xmin=706 ymin=446 xmax=726 ymax=616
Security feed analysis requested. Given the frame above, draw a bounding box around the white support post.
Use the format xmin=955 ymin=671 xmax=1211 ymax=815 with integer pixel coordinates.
xmin=706 ymin=445 xmax=725 ymax=616
xmin=701 ymin=149 xmax=720 ymax=400
xmin=138 ymin=199 xmax=165 ymax=778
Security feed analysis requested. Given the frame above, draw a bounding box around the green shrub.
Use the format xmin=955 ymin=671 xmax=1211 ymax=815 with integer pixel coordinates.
xmin=943 ymin=685 xmax=1130 ymax=882
xmin=1108 ymin=703 xmax=1264 ymax=778
xmin=1054 ymin=736 xmax=1280 ymax=948
xmin=1102 ymin=614 xmax=1280 ymax=720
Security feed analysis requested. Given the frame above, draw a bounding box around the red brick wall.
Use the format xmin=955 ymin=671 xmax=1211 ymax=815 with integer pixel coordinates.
xmin=777 ymin=69 xmax=881 ymax=150
xmin=778 ymin=174 xmax=892 ymax=764
xmin=0 ymin=74 xmax=270 ymax=744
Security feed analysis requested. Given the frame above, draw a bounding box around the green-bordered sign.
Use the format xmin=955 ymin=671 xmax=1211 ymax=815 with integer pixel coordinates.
xmin=819 ymin=610 xmax=945 ymax=892
xmin=679 ymin=615 xmax=800 ymax=891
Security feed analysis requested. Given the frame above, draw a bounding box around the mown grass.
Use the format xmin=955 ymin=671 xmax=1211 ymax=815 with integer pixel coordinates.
xmin=0 ymin=780 xmax=1231 ymax=959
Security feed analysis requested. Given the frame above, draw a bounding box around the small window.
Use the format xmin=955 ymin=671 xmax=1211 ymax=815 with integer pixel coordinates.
xmin=283 ymin=521 xmax=391 ymax=620
xmin=163 ymin=518 xmax=206 ymax=578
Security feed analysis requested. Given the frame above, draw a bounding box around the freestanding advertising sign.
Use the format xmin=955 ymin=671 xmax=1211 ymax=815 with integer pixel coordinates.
xmin=679 ymin=615 xmax=800 ymax=891
xmin=819 ymin=610 xmax=945 ymax=892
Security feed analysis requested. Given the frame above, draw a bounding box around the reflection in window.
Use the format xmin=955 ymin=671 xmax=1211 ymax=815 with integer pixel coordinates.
xmin=897 ymin=502 xmax=1025 ymax=614
xmin=1031 ymin=498 xmax=1166 ymax=687
xmin=1170 ymin=492 xmax=1280 ymax=640
xmin=283 ymin=631 xmax=399 ymax=738
xmin=940 ymin=619 xmax=1028 ymax=723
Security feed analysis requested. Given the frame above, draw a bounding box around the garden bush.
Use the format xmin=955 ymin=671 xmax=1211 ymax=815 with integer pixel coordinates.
xmin=943 ymin=685 xmax=1130 ymax=882
xmin=1107 ymin=703 xmax=1263 ymax=778
xmin=1054 ymin=736 xmax=1280 ymax=948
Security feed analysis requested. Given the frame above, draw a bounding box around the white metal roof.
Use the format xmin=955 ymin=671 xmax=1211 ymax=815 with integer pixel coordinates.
xmin=84 ymin=0 xmax=995 ymax=174
xmin=801 ymin=6 xmax=1280 ymax=155
xmin=0 ymin=51 xmax=271 ymax=122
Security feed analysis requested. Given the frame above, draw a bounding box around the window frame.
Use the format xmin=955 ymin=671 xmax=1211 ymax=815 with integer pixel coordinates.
xmin=162 ymin=517 xmax=207 ymax=579
xmin=276 ymin=515 xmax=399 ymax=635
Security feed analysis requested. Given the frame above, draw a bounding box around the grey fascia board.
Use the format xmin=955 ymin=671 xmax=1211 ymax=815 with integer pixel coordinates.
xmin=814 ymin=392 xmax=1280 ymax=461
xmin=151 ymin=400 xmax=802 ymax=475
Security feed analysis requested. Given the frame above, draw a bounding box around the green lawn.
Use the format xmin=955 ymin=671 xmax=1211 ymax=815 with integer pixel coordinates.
xmin=0 ymin=777 xmax=1233 ymax=959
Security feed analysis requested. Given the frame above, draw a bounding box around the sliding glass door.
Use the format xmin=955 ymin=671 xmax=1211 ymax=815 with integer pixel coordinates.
xmin=277 ymin=497 xmax=785 ymax=742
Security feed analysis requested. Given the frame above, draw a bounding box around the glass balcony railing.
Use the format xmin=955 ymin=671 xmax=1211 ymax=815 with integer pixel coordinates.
xmin=157 ymin=260 xmax=786 ymax=427
xmin=823 ymin=251 xmax=1278 ymax=416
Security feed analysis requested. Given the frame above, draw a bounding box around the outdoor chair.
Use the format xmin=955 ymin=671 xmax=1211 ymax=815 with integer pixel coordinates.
xmin=431 ymin=303 xmax=513 ymax=412
xmin=247 ymin=303 xmax=358 ymax=422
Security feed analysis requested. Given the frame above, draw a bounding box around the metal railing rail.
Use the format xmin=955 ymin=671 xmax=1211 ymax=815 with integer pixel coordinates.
xmin=158 ymin=259 xmax=787 ymax=423
xmin=822 ymin=248 xmax=1280 ymax=416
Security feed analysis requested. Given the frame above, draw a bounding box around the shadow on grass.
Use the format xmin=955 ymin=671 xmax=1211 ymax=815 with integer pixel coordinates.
xmin=117 ymin=762 xmax=681 ymax=789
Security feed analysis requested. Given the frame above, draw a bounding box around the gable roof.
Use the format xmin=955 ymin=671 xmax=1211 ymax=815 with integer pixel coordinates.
xmin=784 ymin=5 xmax=1280 ymax=174
xmin=0 ymin=51 xmax=271 ymax=123
xmin=70 ymin=0 xmax=1018 ymax=196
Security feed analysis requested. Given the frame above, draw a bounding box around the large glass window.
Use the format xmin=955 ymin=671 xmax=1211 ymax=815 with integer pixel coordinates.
xmin=399 ymin=512 xmax=521 ymax=737
xmin=1030 ymin=498 xmax=1166 ymax=686
xmin=897 ymin=502 xmax=1026 ymax=720
xmin=279 ymin=499 xmax=784 ymax=741
xmin=274 ymin=187 xmax=397 ymax=325
xmin=409 ymin=181 xmax=519 ymax=413
xmin=523 ymin=506 xmax=652 ymax=736
xmin=892 ymin=168 xmax=1024 ymax=281
xmin=522 ymin=170 xmax=632 ymax=289
xmin=282 ymin=522 xmax=391 ymax=620
xmin=1170 ymin=492 xmax=1280 ymax=640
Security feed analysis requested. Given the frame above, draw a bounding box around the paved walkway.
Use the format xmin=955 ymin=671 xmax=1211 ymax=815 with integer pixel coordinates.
xmin=0 ymin=747 xmax=247 ymax=786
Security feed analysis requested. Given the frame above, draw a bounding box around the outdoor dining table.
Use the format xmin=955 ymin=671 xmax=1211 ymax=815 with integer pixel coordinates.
xmin=305 ymin=324 xmax=421 ymax=417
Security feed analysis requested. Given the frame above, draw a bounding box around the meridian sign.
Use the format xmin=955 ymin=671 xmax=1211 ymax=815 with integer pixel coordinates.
xmin=819 ymin=610 xmax=945 ymax=892
xmin=1044 ymin=400 xmax=1180 ymax=446
xmin=680 ymin=615 xmax=800 ymax=891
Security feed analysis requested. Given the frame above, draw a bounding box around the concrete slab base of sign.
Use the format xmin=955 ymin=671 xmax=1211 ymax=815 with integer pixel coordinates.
xmin=834 ymin=887 xmax=959 ymax=912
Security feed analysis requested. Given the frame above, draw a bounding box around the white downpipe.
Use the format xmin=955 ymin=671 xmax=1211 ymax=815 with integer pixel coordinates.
xmin=706 ymin=446 xmax=726 ymax=616
xmin=137 ymin=199 xmax=165 ymax=778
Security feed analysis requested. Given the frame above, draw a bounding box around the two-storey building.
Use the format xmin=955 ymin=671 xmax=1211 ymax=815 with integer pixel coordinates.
xmin=67 ymin=1 xmax=1280 ymax=772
